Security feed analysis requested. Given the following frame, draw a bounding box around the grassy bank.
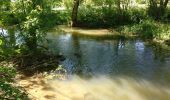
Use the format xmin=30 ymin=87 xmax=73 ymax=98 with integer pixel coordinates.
xmin=114 ymin=19 xmax=170 ymax=45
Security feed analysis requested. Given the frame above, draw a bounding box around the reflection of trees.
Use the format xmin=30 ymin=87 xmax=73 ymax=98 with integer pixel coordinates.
xmin=72 ymin=35 xmax=92 ymax=78
xmin=152 ymin=44 xmax=169 ymax=62
xmin=72 ymin=35 xmax=83 ymax=75
xmin=110 ymin=39 xmax=127 ymax=74
xmin=113 ymin=39 xmax=126 ymax=56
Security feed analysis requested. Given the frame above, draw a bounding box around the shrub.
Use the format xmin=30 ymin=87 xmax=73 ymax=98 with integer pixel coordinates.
xmin=116 ymin=19 xmax=170 ymax=40
xmin=138 ymin=19 xmax=159 ymax=39
xmin=77 ymin=6 xmax=147 ymax=28
xmin=0 ymin=67 xmax=29 ymax=99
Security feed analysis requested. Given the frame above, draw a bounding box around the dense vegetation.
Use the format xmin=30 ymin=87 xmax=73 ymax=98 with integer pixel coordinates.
xmin=0 ymin=0 xmax=170 ymax=99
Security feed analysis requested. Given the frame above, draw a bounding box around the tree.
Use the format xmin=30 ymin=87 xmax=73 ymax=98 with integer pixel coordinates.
xmin=0 ymin=0 xmax=11 ymax=27
xmin=115 ymin=0 xmax=121 ymax=11
xmin=148 ymin=0 xmax=169 ymax=19
xmin=11 ymin=0 xmax=57 ymax=53
xmin=72 ymin=0 xmax=80 ymax=27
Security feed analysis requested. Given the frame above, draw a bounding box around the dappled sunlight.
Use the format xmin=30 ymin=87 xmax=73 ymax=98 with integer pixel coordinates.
xmin=1 ymin=0 xmax=170 ymax=99
xmin=57 ymin=25 xmax=119 ymax=37
xmin=17 ymin=75 xmax=170 ymax=100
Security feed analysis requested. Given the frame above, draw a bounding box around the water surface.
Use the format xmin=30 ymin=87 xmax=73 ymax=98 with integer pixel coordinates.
xmin=2 ymin=27 xmax=170 ymax=100
xmin=47 ymin=31 xmax=170 ymax=84
xmin=45 ymin=30 xmax=170 ymax=100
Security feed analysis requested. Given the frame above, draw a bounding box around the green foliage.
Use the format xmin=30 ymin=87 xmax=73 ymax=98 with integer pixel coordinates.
xmin=0 ymin=28 xmax=21 ymax=59
xmin=137 ymin=20 xmax=170 ymax=39
xmin=138 ymin=19 xmax=159 ymax=39
xmin=55 ymin=11 xmax=71 ymax=25
xmin=0 ymin=67 xmax=16 ymax=82
xmin=155 ymin=23 xmax=170 ymax=40
xmin=0 ymin=0 xmax=61 ymax=56
xmin=0 ymin=0 xmax=10 ymax=11
xmin=0 ymin=67 xmax=29 ymax=99
xmin=0 ymin=36 xmax=13 ymax=59
xmin=162 ymin=8 xmax=170 ymax=22
xmin=0 ymin=0 xmax=17 ymax=26
xmin=136 ymin=0 xmax=147 ymax=4
xmin=116 ymin=19 xmax=170 ymax=40
xmin=147 ymin=0 xmax=169 ymax=20
xmin=0 ymin=12 xmax=18 ymax=26
xmin=77 ymin=6 xmax=147 ymax=27
xmin=0 ymin=0 xmax=169 ymax=56
xmin=9 ymin=0 xmax=58 ymax=52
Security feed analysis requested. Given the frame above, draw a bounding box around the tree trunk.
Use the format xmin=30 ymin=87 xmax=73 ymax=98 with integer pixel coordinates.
xmin=8 ymin=28 xmax=16 ymax=47
xmin=164 ymin=0 xmax=169 ymax=8
xmin=26 ymin=31 xmax=37 ymax=53
xmin=72 ymin=0 xmax=80 ymax=27
xmin=116 ymin=0 xmax=121 ymax=11
xmin=159 ymin=0 xmax=169 ymax=19
xmin=149 ymin=0 xmax=169 ymax=19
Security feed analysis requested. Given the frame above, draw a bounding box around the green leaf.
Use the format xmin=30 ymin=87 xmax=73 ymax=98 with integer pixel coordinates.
xmin=0 ymin=39 xmax=3 ymax=45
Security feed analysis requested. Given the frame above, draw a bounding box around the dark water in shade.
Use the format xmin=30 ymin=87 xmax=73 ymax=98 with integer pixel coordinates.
xmin=47 ymin=31 xmax=170 ymax=84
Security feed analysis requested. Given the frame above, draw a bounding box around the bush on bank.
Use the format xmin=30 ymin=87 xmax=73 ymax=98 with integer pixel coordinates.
xmin=0 ymin=66 xmax=29 ymax=100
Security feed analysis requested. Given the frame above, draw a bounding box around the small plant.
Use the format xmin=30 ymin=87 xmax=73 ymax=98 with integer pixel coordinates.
xmin=0 ymin=67 xmax=29 ymax=99
xmin=138 ymin=19 xmax=160 ymax=39
xmin=115 ymin=19 xmax=170 ymax=41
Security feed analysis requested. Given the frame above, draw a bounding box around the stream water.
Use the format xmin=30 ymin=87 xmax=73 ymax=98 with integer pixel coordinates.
xmin=2 ymin=28 xmax=170 ymax=100
xmin=44 ymin=30 xmax=170 ymax=100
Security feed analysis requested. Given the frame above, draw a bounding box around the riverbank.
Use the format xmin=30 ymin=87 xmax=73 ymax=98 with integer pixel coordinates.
xmin=0 ymin=52 xmax=65 ymax=99
xmin=57 ymin=25 xmax=137 ymax=40
xmin=13 ymin=74 xmax=170 ymax=100
xmin=114 ymin=20 xmax=170 ymax=46
xmin=57 ymin=25 xmax=118 ymax=37
xmin=57 ymin=20 xmax=170 ymax=46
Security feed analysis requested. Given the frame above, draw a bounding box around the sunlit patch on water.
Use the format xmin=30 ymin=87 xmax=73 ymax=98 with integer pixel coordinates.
xmin=18 ymin=75 xmax=170 ymax=100
xmin=135 ymin=40 xmax=145 ymax=52
xmin=0 ymin=28 xmax=8 ymax=36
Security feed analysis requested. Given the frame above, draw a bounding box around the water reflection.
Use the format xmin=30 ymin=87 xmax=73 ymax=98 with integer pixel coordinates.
xmin=47 ymin=32 xmax=170 ymax=85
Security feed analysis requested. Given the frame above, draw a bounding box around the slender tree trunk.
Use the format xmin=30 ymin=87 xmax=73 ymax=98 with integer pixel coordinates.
xmin=149 ymin=0 xmax=169 ymax=19
xmin=116 ymin=0 xmax=121 ymax=11
xmin=26 ymin=30 xmax=37 ymax=53
xmin=164 ymin=0 xmax=169 ymax=8
xmin=159 ymin=0 xmax=169 ymax=18
xmin=8 ymin=28 xmax=16 ymax=47
xmin=72 ymin=0 xmax=80 ymax=27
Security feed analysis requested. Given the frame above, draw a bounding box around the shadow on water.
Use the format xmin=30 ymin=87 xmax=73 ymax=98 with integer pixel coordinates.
xmin=0 ymin=28 xmax=65 ymax=77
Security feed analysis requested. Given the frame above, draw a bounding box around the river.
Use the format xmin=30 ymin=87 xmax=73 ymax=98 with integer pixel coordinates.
xmin=2 ymin=28 xmax=170 ymax=100
xmin=31 ymin=29 xmax=170 ymax=100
